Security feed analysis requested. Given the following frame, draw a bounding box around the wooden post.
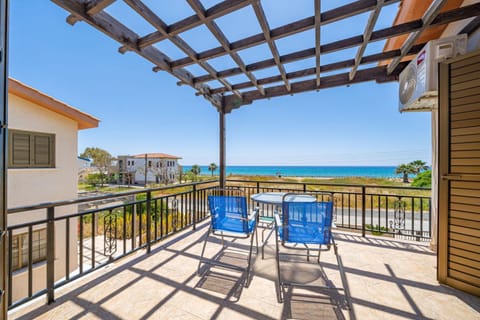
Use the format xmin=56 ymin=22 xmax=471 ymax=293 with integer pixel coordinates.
xmin=0 ymin=1 xmax=8 ymax=317
xmin=219 ymin=105 xmax=226 ymax=189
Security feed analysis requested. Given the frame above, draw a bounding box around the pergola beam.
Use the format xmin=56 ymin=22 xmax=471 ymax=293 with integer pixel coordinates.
xmin=349 ymin=0 xmax=383 ymax=81
xmin=138 ymin=0 xmax=252 ymax=49
xmin=224 ymin=63 xmax=407 ymax=109
xmin=185 ymin=0 xmax=264 ymax=97
xmin=387 ymin=0 xmax=448 ymax=74
xmin=314 ymin=0 xmax=321 ymax=87
xmin=170 ymin=0 xmax=402 ymax=69
xmin=191 ymin=3 xmax=480 ymax=88
xmin=124 ymin=0 xmax=241 ymax=99
xmin=51 ymin=0 xmax=222 ymax=107
xmin=210 ymin=43 xmax=426 ymax=95
xmin=86 ymin=0 xmax=116 ymax=16
xmin=252 ymin=0 xmax=291 ymax=92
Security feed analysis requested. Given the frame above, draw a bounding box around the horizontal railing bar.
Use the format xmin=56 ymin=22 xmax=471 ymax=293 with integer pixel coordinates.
xmin=226 ymin=179 xmax=431 ymax=191
xmin=8 ymin=180 xmax=217 ymax=214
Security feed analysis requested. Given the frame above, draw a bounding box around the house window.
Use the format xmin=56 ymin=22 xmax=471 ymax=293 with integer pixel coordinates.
xmin=9 ymin=130 xmax=55 ymax=168
xmin=11 ymin=229 xmax=47 ymax=271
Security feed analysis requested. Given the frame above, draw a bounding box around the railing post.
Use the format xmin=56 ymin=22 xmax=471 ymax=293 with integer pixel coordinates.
xmin=361 ymin=186 xmax=366 ymax=237
xmin=256 ymin=181 xmax=260 ymax=193
xmin=192 ymin=184 xmax=197 ymax=230
xmin=303 ymin=183 xmax=307 ymax=192
xmin=146 ymin=191 xmax=151 ymax=254
xmin=46 ymin=206 xmax=55 ymax=304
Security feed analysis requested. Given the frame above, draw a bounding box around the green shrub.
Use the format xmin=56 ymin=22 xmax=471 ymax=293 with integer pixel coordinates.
xmin=412 ymin=170 xmax=432 ymax=188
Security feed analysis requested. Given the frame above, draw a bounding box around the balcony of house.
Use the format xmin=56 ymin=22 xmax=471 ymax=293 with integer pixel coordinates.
xmin=6 ymin=180 xmax=480 ymax=320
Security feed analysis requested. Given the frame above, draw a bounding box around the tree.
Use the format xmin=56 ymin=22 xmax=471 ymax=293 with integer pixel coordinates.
xmin=412 ymin=170 xmax=432 ymax=188
xmin=208 ymin=163 xmax=218 ymax=176
xmin=395 ymin=163 xmax=415 ymax=183
xmin=409 ymin=160 xmax=429 ymax=174
xmin=80 ymin=147 xmax=114 ymax=186
xmin=190 ymin=164 xmax=201 ymax=181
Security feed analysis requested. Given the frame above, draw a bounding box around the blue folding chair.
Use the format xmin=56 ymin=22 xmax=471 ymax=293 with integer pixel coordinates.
xmin=198 ymin=188 xmax=259 ymax=287
xmin=275 ymin=192 xmax=353 ymax=315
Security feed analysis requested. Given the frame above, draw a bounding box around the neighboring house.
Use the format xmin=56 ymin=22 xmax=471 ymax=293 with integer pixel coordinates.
xmin=117 ymin=153 xmax=182 ymax=185
xmin=7 ymin=78 xmax=99 ymax=301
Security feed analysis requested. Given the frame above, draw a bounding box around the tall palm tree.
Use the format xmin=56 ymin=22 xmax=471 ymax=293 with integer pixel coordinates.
xmin=409 ymin=160 xmax=429 ymax=174
xmin=190 ymin=164 xmax=201 ymax=181
xmin=396 ymin=163 xmax=415 ymax=183
xmin=208 ymin=163 xmax=218 ymax=176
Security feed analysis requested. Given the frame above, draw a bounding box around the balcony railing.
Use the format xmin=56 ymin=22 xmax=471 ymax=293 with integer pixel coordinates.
xmin=6 ymin=179 xmax=430 ymax=309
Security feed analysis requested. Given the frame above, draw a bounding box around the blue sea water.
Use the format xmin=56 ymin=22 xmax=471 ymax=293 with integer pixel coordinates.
xmin=182 ymin=165 xmax=398 ymax=178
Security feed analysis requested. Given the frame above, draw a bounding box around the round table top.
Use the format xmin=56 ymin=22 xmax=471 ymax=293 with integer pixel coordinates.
xmin=250 ymin=192 xmax=316 ymax=205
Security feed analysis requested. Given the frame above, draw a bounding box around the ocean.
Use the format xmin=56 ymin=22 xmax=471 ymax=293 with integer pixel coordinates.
xmin=182 ymin=165 xmax=398 ymax=178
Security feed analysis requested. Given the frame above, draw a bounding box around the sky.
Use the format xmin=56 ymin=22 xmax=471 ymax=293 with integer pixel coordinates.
xmin=8 ymin=1 xmax=432 ymax=166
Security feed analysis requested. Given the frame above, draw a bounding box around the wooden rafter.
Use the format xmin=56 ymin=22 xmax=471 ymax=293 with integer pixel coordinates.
xmin=138 ymin=0 xmax=251 ymax=49
xmin=314 ymin=0 xmax=321 ymax=87
xmin=124 ymin=0 xmax=241 ymax=99
xmin=185 ymin=0 xmax=265 ymax=96
xmin=86 ymin=0 xmax=116 ymax=15
xmin=51 ymin=0 xmax=222 ymax=107
xmin=387 ymin=0 xmax=448 ymax=75
xmin=251 ymin=0 xmax=291 ymax=92
xmin=170 ymin=0 xmax=402 ymax=69
xmin=224 ymin=62 xmax=408 ymax=112
xmin=210 ymin=43 xmax=426 ymax=95
xmin=194 ymin=3 xmax=480 ymax=93
xmin=50 ymin=0 xmax=479 ymax=111
xmin=349 ymin=0 xmax=383 ymax=81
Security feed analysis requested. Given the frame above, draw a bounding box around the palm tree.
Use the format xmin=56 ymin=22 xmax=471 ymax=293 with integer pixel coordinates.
xmin=190 ymin=164 xmax=201 ymax=181
xmin=208 ymin=163 xmax=218 ymax=176
xmin=409 ymin=160 xmax=429 ymax=174
xmin=396 ymin=163 xmax=415 ymax=183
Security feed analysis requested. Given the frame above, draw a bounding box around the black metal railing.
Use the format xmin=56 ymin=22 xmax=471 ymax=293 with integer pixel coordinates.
xmin=226 ymin=179 xmax=431 ymax=241
xmin=6 ymin=178 xmax=430 ymax=309
xmin=6 ymin=180 xmax=217 ymax=309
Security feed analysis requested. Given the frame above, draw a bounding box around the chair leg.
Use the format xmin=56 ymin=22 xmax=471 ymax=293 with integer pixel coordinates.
xmin=197 ymin=226 xmax=211 ymax=276
xmin=275 ymin=227 xmax=283 ymax=303
xmin=245 ymin=226 xmax=257 ymax=288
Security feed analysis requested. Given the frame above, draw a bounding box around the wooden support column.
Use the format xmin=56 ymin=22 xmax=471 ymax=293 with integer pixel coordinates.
xmin=0 ymin=0 xmax=8 ymax=318
xmin=219 ymin=103 xmax=226 ymax=189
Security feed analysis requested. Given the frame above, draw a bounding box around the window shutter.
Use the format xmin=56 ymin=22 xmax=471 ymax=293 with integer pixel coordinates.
xmin=33 ymin=134 xmax=53 ymax=167
xmin=10 ymin=132 xmax=30 ymax=167
xmin=8 ymin=130 xmax=55 ymax=168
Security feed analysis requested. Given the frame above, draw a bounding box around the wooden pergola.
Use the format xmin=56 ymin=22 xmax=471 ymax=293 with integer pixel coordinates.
xmin=0 ymin=0 xmax=480 ymax=317
xmin=49 ymin=0 xmax=480 ymax=186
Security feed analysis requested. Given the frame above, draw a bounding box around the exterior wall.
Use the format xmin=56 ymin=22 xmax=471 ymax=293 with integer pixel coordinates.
xmin=7 ymin=94 xmax=79 ymax=301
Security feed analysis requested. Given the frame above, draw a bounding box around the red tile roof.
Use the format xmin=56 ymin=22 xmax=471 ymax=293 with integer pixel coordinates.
xmin=133 ymin=153 xmax=182 ymax=159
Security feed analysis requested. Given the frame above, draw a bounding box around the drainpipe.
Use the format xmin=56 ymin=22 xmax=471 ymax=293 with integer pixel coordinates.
xmin=0 ymin=1 xmax=8 ymax=318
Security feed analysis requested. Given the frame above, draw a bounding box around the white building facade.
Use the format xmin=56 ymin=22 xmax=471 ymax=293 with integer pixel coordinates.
xmin=118 ymin=153 xmax=182 ymax=185
xmin=8 ymin=78 xmax=99 ymax=301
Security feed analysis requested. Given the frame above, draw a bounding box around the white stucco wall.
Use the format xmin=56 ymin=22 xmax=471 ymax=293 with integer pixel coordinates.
xmin=7 ymin=93 xmax=79 ymax=302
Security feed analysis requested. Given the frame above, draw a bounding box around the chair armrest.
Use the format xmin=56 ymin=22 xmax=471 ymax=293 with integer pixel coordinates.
xmin=274 ymin=213 xmax=281 ymax=227
xmin=248 ymin=207 xmax=259 ymax=221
